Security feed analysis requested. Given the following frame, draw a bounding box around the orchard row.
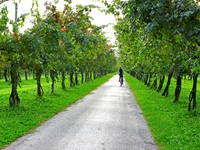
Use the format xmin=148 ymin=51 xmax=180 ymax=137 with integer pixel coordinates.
xmin=107 ymin=0 xmax=200 ymax=113
xmin=0 ymin=1 xmax=116 ymax=107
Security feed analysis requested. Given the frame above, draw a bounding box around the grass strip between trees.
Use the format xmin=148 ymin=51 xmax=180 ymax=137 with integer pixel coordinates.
xmin=0 ymin=73 xmax=115 ymax=148
xmin=125 ymin=73 xmax=200 ymax=150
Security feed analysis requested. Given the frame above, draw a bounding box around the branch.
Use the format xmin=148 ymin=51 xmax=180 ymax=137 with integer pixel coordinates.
xmin=196 ymin=40 xmax=200 ymax=46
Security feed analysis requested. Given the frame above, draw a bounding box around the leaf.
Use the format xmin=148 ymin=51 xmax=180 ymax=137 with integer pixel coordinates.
xmin=145 ymin=21 xmax=157 ymax=34
xmin=54 ymin=0 xmax=59 ymax=4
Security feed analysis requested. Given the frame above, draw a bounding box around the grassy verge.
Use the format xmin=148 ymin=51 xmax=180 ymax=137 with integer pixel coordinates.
xmin=0 ymin=73 xmax=115 ymax=148
xmin=125 ymin=73 xmax=200 ymax=150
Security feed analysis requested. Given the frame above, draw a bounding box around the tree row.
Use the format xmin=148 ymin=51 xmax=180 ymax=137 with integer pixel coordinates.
xmin=106 ymin=0 xmax=200 ymax=113
xmin=0 ymin=0 xmax=116 ymax=107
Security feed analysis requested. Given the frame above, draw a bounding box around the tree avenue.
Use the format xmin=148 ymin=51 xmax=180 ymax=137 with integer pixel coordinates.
xmin=0 ymin=0 xmax=116 ymax=107
xmin=105 ymin=0 xmax=200 ymax=113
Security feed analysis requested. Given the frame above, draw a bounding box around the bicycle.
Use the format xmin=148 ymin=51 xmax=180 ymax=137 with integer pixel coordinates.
xmin=119 ymin=77 xmax=123 ymax=86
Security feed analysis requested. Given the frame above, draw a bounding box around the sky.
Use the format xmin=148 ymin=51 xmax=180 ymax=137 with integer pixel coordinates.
xmin=2 ymin=0 xmax=116 ymax=44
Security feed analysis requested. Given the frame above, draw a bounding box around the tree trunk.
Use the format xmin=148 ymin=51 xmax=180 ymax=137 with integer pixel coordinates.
xmin=184 ymin=74 xmax=187 ymax=80
xmin=144 ymin=74 xmax=149 ymax=85
xmin=75 ymin=72 xmax=79 ymax=85
xmin=101 ymin=70 xmax=104 ymax=77
xmin=25 ymin=70 xmax=28 ymax=80
xmin=4 ymin=68 xmax=8 ymax=82
xmin=96 ymin=71 xmax=99 ymax=78
xmin=61 ymin=71 xmax=66 ymax=90
xmin=188 ymin=74 xmax=198 ymax=114
xmin=150 ymin=75 xmax=157 ymax=90
xmin=50 ymin=70 xmax=55 ymax=93
xmin=85 ymin=71 xmax=89 ymax=82
xmin=36 ymin=68 xmax=44 ymax=97
xmin=104 ymin=70 xmax=107 ymax=76
xmin=147 ymin=74 xmax=152 ymax=87
xmin=173 ymin=75 xmax=182 ymax=103
xmin=70 ymin=71 xmax=74 ymax=87
xmin=89 ymin=71 xmax=92 ymax=81
xmin=33 ymin=70 xmax=36 ymax=79
xmin=162 ymin=72 xmax=173 ymax=97
xmin=157 ymin=75 xmax=165 ymax=92
xmin=97 ymin=70 xmax=100 ymax=78
xmin=9 ymin=63 xmax=20 ymax=107
xmin=81 ymin=71 xmax=84 ymax=83
xmin=93 ymin=71 xmax=96 ymax=79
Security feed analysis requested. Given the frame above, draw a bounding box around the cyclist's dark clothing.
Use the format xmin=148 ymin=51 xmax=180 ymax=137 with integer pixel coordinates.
xmin=119 ymin=68 xmax=123 ymax=77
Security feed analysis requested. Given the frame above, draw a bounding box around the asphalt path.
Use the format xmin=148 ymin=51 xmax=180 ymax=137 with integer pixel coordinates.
xmin=4 ymin=75 xmax=158 ymax=150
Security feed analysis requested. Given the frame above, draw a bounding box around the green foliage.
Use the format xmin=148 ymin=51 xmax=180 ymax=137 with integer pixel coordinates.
xmin=112 ymin=0 xmax=200 ymax=75
xmin=125 ymin=73 xmax=200 ymax=150
xmin=0 ymin=1 xmax=117 ymax=106
xmin=104 ymin=0 xmax=200 ymax=109
xmin=0 ymin=73 xmax=115 ymax=148
xmin=0 ymin=6 xmax=9 ymax=33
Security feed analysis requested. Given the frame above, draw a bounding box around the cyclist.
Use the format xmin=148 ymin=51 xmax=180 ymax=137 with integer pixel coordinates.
xmin=118 ymin=67 xmax=123 ymax=82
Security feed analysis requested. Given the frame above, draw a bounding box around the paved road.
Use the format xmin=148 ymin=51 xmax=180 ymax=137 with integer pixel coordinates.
xmin=4 ymin=75 xmax=158 ymax=150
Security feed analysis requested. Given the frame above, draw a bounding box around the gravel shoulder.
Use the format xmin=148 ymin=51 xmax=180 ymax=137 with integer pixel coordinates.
xmin=4 ymin=75 xmax=158 ymax=150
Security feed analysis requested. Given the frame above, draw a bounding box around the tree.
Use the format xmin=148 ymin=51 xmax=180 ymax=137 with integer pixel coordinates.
xmin=105 ymin=0 xmax=200 ymax=112
xmin=0 ymin=0 xmax=117 ymax=106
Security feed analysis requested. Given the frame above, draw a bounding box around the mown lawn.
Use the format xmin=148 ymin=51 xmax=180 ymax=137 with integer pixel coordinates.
xmin=0 ymin=73 xmax=115 ymax=148
xmin=125 ymin=73 xmax=200 ymax=150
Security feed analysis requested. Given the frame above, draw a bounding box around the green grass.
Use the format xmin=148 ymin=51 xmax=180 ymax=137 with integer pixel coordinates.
xmin=125 ymin=73 xmax=200 ymax=150
xmin=0 ymin=73 xmax=115 ymax=148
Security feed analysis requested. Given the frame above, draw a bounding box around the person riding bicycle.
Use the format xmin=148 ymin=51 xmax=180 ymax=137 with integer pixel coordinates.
xmin=118 ymin=67 xmax=123 ymax=82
